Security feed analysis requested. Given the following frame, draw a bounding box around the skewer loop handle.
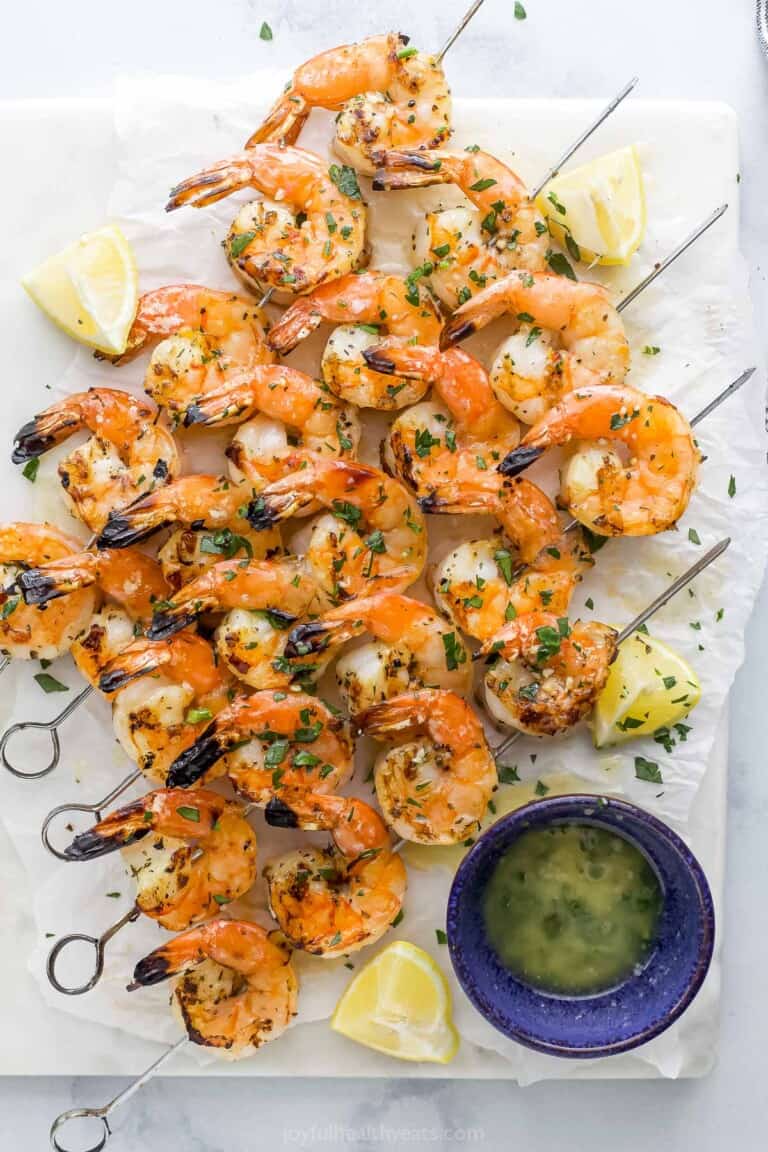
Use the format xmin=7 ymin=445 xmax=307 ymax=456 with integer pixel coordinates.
xmin=46 ymin=906 xmax=140 ymax=996
xmin=1 ymin=685 xmax=93 ymax=779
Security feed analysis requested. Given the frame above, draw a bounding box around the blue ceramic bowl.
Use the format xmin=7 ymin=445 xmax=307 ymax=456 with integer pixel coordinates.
xmin=447 ymin=794 xmax=715 ymax=1058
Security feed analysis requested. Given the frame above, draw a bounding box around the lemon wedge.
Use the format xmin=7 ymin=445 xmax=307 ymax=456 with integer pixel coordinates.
xmin=592 ymin=630 xmax=700 ymax=748
xmin=536 ymin=145 xmax=645 ymax=266
xmin=331 ymin=940 xmax=459 ymax=1063
xmin=22 ymin=224 xmax=138 ymax=355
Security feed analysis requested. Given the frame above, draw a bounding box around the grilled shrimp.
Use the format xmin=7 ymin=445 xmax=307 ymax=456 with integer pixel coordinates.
xmin=285 ymin=592 xmax=471 ymax=715
xmin=146 ymin=556 xmax=323 ymax=690
xmin=267 ymin=272 xmax=443 ymax=410
xmin=0 ymin=523 xmax=97 ymax=661
xmin=432 ymin=532 xmax=591 ymax=643
xmin=248 ymin=33 xmax=451 ymax=176
xmin=420 ymin=470 xmax=563 ymax=565
xmin=16 ymin=546 xmax=169 ymax=688
xmin=373 ymin=344 xmax=521 ymax=495
xmin=500 ymin=384 xmax=700 ymax=537
xmin=479 ymin=612 xmax=618 ymax=737
xmin=183 ymin=364 xmax=360 ymax=469
xmin=360 ymin=689 xmax=497 ymax=845
xmin=62 ymin=788 xmax=258 ymax=931
xmin=246 ymin=455 xmax=427 ymax=601
xmin=100 ymin=632 xmax=234 ymax=783
xmin=264 ymin=792 xmax=406 ymax=956
xmin=441 ymin=270 xmax=630 ymax=425
xmin=167 ymin=144 xmax=367 ymax=300
xmin=130 ymin=919 xmax=298 ymax=1054
xmin=373 ymin=148 xmax=548 ymax=309
xmin=12 ymin=388 xmax=179 ymax=532
xmin=166 ymin=691 xmax=353 ymax=803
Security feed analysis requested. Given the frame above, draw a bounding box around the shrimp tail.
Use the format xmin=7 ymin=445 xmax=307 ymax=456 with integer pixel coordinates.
xmin=246 ymin=491 xmax=311 ymax=530
xmin=371 ymin=149 xmax=446 ymax=191
xmin=362 ymin=341 xmax=440 ymax=381
xmin=98 ymin=498 xmax=173 ymax=549
xmin=98 ymin=640 xmax=168 ymax=694
xmin=266 ymin=299 xmax=324 ymax=354
xmin=16 ymin=551 xmax=103 ymax=606
xmin=166 ymin=155 xmax=255 ymax=212
xmin=166 ymin=735 xmax=226 ymax=789
xmin=147 ymin=603 xmax=200 ymax=641
xmin=264 ymin=796 xmax=301 ymax=828
xmin=11 ymin=408 xmax=79 ymax=463
xmin=497 ymin=444 xmax=546 ymax=476
xmin=245 ymin=90 xmax=311 ymax=148
xmin=283 ymin=618 xmax=349 ymax=659
xmin=439 ymin=315 xmax=476 ymax=349
xmin=63 ymin=797 xmax=151 ymax=861
xmin=357 ymin=696 xmax=421 ymax=739
xmin=129 ymin=942 xmax=179 ymax=989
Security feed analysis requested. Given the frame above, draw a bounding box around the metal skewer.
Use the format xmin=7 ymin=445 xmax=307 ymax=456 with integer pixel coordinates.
xmin=492 ymin=537 xmax=730 ymax=761
xmin=435 ymin=0 xmax=487 ymax=64
xmin=530 ymin=76 xmax=639 ymax=200
xmin=47 ymin=906 xmax=141 ymax=997
xmin=616 ymin=203 xmax=729 ymax=312
xmin=50 ymin=1036 xmax=188 ymax=1152
xmin=41 ymin=770 xmax=143 ymax=860
xmin=0 ymin=684 xmax=94 ymax=780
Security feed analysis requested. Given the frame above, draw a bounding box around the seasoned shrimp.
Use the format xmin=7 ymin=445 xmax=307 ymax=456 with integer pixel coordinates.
xmin=166 ymin=691 xmax=353 ymax=802
xmin=479 ymin=612 xmax=618 ymax=737
xmin=372 ymin=344 xmax=521 ymax=495
xmin=500 ymin=384 xmax=699 ymax=537
xmin=100 ymin=632 xmax=234 ymax=783
xmin=16 ymin=547 xmax=169 ymax=688
xmin=267 ymin=272 xmax=443 ymax=410
xmin=373 ymin=148 xmax=548 ymax=310
xmin=285 ymin=592 xmax=471 ymax=715
xmin=146 ymin=556 xmax=324 ymax=689
xmin=12 ymin=388 xmax=179 ymax=532
xmin=420 ymin=470 xmax=563 ymax=565
xmin=264 ymin=792 xmax=406 ymax=956
xmin=0 ymin=523 xmax=96 ymax=661
xmin=113 ymin=285 xmax=274 ymax=417
xmin=441 ymin=270 xmax=630 ymax=425
xmin=167 ymin=144 xmax=367 ymax=300
xmin=183 ymin=364 xmax=360 ymax=469
xmin=433 ymin=532 xmax=591 ymax=643
xmin=99 ymin=474 xmax=260 ymax=548
xmin=248 ymin=33 xmax=451 ymax=176
xmin=63 ymin=788 xmax=258 ymax=931
xmin=360 ymin=689 xmax=497 ymax=845
xmin=130 ymin=919 xmax=298 ymax=1053
xmin=247 ymin=455 xmax=427 ymax=601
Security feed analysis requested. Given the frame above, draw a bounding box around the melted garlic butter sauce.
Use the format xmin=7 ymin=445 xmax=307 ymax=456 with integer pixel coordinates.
xmin=483 ymin=823 xmax=663 ymax=995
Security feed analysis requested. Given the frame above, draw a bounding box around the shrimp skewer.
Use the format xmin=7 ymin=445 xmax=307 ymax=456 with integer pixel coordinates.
xmin=285 ymin=591 xmax=472 ymax=715
xmin=359 ymin=688 xmax=497 ymax=845
xmin=166 ymin=690 xmax=353 ymax=801
xmin=247 ymin=34 xmax=452 ymax=176
xmin=499 ymin=383 xmax=699 ymax=537
xmin=373 ymin=148 xmax=548 ymax=310
xmin=110 ymin=285 xmax=274 ymax=417
xmin=266 ymin=272 xmax=443 ymax=410
xmin=46 ymin=789 xmax=259 ymax=997
xmin=166 ymin=144 xmax=367 ymax=300
xmin=246 ymin=455 xmax=427 ymax=601
xmin=488 ymin=538 xmax=730 ymax=752
xmin=129 ymin=919 xmax=298 ymax=1053
xmin=145 ymin=557 xmax=325 ymax=690
xmin=12 ymin=388 xmax=179 ymax=532
xmin=264 ymin=791 xmax=406 ymax=956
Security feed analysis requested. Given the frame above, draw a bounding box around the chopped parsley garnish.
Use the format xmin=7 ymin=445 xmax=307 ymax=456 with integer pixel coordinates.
xmin=634 ymin=757 xmax=663 ymax=784
xmin=34 ymin=672 xmax=68 ymax=694
xmin=22 ymin=457 xmax=39 ymax=482
xmin=229 ymin=231 xmax=256 ymax=259
xmin=259 ymin=21 xmax=273 ymax=40
xmin=328 ymin=164 xmax=362 ymax=200
xmin=688 ymin=528 xmax=701 ymax=545
xmin=176 ymin=805 xmax=200 ymax=822
xmin=442 ymin=631 xmax=467 ymax=672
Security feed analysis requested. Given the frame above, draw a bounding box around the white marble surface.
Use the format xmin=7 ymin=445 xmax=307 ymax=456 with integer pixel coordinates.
xmin=2 ymin=0 xmax=768 ymax=1148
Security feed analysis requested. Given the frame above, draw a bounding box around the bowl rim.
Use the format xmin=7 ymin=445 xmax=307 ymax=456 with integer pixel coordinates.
xmin=446 ymin=792 xmax=716 ymax=1058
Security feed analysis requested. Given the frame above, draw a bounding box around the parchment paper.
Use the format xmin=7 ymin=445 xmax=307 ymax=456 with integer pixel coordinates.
xmin=2 ymin=77 xmax=766 ymax=1081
